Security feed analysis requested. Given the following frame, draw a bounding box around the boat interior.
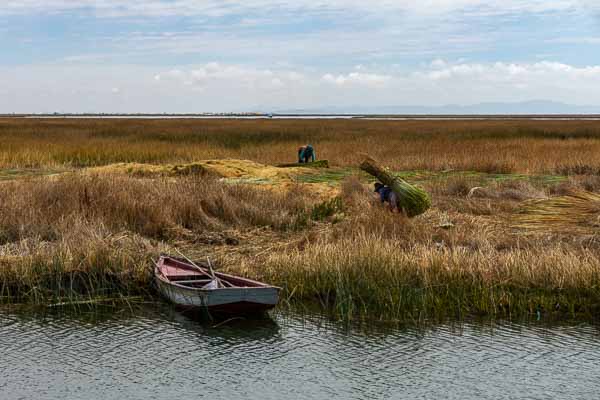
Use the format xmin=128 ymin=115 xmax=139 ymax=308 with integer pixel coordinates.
xmin=157 ymin=256 xmax=266 ymax=289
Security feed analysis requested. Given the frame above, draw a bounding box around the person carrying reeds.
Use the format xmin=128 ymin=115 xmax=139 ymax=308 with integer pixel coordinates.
xmin=374 ymin=182 xmax=400 ymax=212
xmin=298 ymin=144 xmax=316 ymax=163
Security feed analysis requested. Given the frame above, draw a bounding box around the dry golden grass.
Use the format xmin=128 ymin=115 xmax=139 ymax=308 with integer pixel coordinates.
xmin=0 ymin=173 xmax=315 ymax=241
xmin=261 ymin=238 xmax=600 ymax=322
xmin=234 ymin=175 xmax=600 ymax=321
xmin=2 ymin=118 xmax=600 ymax=173
xmin=2 ymin=117 xmax=600 ymax=321
xmin=1 ymin=170 xmax=599 ymax=320
xmin=0 ymin=172 xmax=319 ymax=303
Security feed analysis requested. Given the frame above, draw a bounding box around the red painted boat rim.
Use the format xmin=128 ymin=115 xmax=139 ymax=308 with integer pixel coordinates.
xmin=154 ymin=255 xmax=282 ymax=292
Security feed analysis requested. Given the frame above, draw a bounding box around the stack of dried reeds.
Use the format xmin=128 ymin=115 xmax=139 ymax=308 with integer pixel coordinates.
xmin=276 ymin=160 xmax=329 ymax=168
xmin=515 ymin=190 xmax=600 ymax=234
xmin=360 ymin=156 xmax=431 ymax=217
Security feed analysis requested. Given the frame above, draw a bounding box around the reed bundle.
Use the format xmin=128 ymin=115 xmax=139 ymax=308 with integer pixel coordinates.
xmin=276 ymin=160 xmax=329 ymax=168
xmin=515 ymin=190 xmax=600 ymax=234
xmin=360 ymin=156 xmax=431 ymax=217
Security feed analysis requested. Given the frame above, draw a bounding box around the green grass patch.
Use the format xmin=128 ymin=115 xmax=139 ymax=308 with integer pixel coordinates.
xmin=220 ymin=177 xmax=274 ymax=185
xmin=0 ymin=168 xmax=69 ymax=181
xmin=294 ymin=167 xmax=569 ymax=189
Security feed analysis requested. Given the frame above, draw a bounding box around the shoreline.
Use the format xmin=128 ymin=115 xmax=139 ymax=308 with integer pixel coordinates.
xmin=1 ymin=163 xmax=599 ymax=323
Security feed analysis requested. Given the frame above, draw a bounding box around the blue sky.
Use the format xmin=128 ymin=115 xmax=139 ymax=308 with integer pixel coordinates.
xmin=1 ymin=1 xmax=600 ymax=112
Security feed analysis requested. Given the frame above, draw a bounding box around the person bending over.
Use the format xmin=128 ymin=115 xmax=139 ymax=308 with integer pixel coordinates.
xmin=374 ymin=182 xmax=400 ymax=213
xmin=298 ymin=144 xmax=316 ymax=163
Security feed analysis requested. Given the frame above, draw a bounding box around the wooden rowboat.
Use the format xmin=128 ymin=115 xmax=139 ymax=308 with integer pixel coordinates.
xmin=154 ymin=255 xmax=280 ymax=314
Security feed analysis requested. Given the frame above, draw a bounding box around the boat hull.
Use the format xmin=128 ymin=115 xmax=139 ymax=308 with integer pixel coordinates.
xmin=155 ymin=274 xmax=279 ymax=314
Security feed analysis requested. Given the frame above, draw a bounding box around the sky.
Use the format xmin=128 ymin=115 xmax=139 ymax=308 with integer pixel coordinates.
xmin=1 ymin=0 xmax=600 ymax=113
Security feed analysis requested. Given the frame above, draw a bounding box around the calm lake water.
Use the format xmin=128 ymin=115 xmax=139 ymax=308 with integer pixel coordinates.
xmin=1 ymin=306 xmax=599 ymax=400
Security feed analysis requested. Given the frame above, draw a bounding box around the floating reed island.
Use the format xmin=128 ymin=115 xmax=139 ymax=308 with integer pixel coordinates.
xmin=1 ymin=118 xmax=600 ymax=322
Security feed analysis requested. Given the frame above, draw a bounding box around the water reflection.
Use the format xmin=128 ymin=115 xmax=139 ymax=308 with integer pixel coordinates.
xmin=0 ymin=306 xmax=599 ymax=400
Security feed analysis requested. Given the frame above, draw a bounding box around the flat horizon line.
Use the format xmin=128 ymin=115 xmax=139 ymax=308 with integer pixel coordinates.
xmin=4 ymin=113 xmax=600 ymax=119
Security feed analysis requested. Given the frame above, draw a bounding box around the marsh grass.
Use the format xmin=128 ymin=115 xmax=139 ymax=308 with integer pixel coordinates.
xmin=256 ymin=180 xmax=600 ymax=321
xmin=2 ymin=118 xmax=600 ymax=321
xmin=0 ymin=173 xmax=316 ymax=243
xmin=0 ymin=173 xmax=320 ymax=304
xmin=2 ymin=171 xmax=600 ymax=321
xmin=249 ymin=176 xmax=600 ymax=322
xmin=3 ymin=118 xmax=600 ymax=173
xmin=261 ymin=238 xmax=600 ymax=322
xmin=0 ymin=227 xmax=158 ymax=305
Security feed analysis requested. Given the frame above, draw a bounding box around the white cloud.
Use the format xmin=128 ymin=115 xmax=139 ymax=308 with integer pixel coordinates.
xmin=406 ymin=61 xmax=600 ymax=105
xmin=5 ymin=0 xmax=592 ymax=75
xmin=420 ymin=61 xmax=600 ymax=82
xmin=2 ymin=60 xmax=600 ymax=113
xmin=153 ymin=63 xmax=307 ymax=92
xmin=430 ymin=59 xmax=448 ymax=69
xmin=322 ymin=72 xmax=390 ymax=87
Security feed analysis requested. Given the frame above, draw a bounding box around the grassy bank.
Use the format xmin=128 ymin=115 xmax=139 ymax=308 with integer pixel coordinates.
xmin=249 ymin=178 xmax=599 ymax=321
xmin=0 ymin=172 xmax=317 ymax=304
xmin=261 ymin=239 xmax=600 ymax=322
xmin=1 ymin=171 xmax=599 ymax=320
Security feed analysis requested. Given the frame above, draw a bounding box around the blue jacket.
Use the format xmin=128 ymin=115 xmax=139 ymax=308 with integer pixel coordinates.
xmin=376 ymin=186 xmax=393 ymax=203
xmin=298 ymin=145 xmax=316 ymax=163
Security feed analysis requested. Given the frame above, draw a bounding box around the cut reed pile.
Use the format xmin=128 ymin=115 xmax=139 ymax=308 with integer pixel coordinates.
xmin=515 ymin=190 xmax=600 ymax=234
xmin=360 ymin=156 xmax=431 ymax=217
xmin=86 ymin=159 xmax=316 ymax=182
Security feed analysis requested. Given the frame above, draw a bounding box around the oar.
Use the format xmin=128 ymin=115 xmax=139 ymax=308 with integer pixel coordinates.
xmin=175 ymin=249 xmax=225 ymax=288
xmin=207 ymin=257 xmax=232 ymax=288
xmin=205 ymin=256 xmax=217 ymax=280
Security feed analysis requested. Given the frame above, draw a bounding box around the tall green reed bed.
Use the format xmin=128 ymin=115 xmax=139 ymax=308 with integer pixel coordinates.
xmin=0 ymin=236 xmax=155 ymax=305
xmin=261 ymin=238 xmax=600 ymax=322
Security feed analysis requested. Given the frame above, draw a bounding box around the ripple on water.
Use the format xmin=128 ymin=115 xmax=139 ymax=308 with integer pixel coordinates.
xmin=0 ymin=308 xmax=599 ymax=400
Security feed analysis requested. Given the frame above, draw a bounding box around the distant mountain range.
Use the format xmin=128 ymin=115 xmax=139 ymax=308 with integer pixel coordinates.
xmin=275 ymin=100 xmax=600 ymax=115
